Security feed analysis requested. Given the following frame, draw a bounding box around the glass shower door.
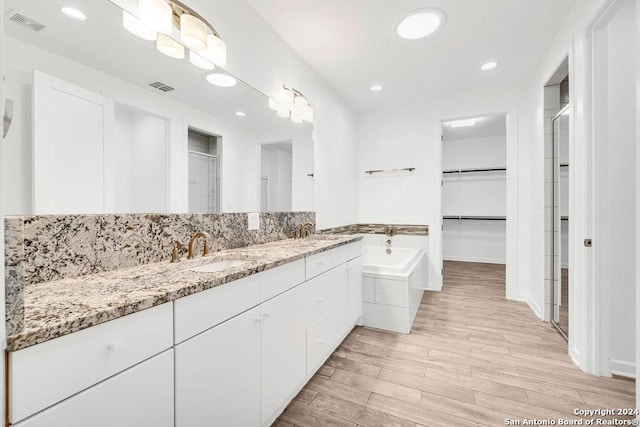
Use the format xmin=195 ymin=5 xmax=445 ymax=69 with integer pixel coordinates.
xmin=552 ymin=106 xmax=570 ymax=339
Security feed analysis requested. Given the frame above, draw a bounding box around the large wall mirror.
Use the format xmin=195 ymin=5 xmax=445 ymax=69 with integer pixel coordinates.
xmin=2 ymin=0 xmax=314 ymax=215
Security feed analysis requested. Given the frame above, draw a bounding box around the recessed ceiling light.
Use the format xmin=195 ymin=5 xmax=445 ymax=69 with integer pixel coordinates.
xmin=447 ymin=118 xmax=478 ymax=128
xmin=61 ymin=6 xmax=86 ymax=21
xmin=370 ymin=84 xmax=383 ymax=92
xmin=396 ymin=9 xmax=445 ymax=40
xmin=236 ymin=111 xmax=246 ymax=117
xmin=481 ymin=61 xmax=499 ymax=71
xmin=205 ymin=73 xmax=237 ymax=87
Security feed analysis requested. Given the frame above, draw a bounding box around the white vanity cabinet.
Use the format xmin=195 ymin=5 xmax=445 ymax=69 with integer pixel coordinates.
xmin=9 ymin=302 xmax=174 ymax=426
xmin=8 ymin=241 xmax=363 ymax=427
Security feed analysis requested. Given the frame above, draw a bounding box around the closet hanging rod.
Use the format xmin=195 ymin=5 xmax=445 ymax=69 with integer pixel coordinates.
xmin=365 ymin=167 xmax=415 ymax=175
xmin=442 ymin=167 xmax=506 ymax=174
xmin=443 ymin=215 xmax=506 ymax=221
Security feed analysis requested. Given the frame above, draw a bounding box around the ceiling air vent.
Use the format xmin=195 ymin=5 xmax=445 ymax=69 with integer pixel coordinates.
xmin=8 ymin=12 xmax=47 ymax=32
xmin=149 ymin=82 xmax=175 ymax=92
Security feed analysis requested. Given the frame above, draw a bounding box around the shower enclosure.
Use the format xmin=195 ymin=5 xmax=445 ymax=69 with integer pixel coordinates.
xmin=551 ymin=105 xmax=570 ymax=339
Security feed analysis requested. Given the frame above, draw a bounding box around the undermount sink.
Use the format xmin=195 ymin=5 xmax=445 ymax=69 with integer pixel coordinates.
xmin=187 ymin=259 xmax=250 ymax=273
xmin=308 ymin=235 xmax=342 ymax=241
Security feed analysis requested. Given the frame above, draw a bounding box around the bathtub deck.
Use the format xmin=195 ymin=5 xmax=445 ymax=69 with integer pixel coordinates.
xmin=275 ymin=260 xmax=635 ymax=426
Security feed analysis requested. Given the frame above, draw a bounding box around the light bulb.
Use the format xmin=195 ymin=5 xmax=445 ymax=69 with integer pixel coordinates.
xmin=181 ymin=14 xmax=208 ymax=51
xmin=123 ymin=11 xmax=157 ymax=41
xmin=277 ymin=87 xmax=294 ymax=107
xmin=157 ymin=33 xmax=185 ymax=59
xmin=139 ymin=0 xmax=172 ymax=34
xmin=201 ymin=34 xmax=227 ymax=66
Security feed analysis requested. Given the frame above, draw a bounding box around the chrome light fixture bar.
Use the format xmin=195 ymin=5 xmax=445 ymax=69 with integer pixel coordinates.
xmin=113 ymin=0 xmax=227 ymax=71
xmin=268 ymin=85 xmax=314 ymax=123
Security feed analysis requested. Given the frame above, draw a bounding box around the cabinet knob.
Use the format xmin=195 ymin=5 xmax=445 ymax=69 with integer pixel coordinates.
xmin=318 ymin=261 xmax=324 ymax=267
xmin=254 ymin=318 xmax=262 ymax=324
xmin=318 ymin=298 xmax=325 ymax=303
xmin=263 ymin=313 xmax=271 ymax=320
xmin=318 ymin=339 xmax=325 ymax=345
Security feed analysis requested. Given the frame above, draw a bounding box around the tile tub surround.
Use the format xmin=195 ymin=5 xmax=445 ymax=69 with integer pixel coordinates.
xmin=4 ymin=212 xmax=314 ymax=337
xmin=7 ymin=234 xmax=361 ymax=351
xmin=319 ymin=223 xmax=429 ymax=236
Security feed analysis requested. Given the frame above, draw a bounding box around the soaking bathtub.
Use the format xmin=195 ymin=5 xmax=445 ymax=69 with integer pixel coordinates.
xmin=361 ymin=245 xmax=427 ymax=334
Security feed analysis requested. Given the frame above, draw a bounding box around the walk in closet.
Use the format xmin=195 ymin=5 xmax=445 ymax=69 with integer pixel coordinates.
xmin=441 ymin=114 xmax=507 ymax=265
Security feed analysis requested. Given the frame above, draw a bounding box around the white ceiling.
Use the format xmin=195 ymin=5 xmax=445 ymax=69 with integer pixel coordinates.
xmin=246 ymin=0 xmax=578 ymax=111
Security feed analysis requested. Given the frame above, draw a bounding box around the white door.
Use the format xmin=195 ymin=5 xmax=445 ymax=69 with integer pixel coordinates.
xmin=32 ymin=70 xmax=113 ymax=214
xmin=175 ymin=306 xmax=261 ymax=427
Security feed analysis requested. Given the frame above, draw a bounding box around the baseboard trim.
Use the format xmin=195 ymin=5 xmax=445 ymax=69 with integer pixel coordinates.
xmin=524 ymin=294 xmax=543 ymax=320
xmin=443 ymin=256 xmax=506 ymax=265
xmin=610 ymin=359 xmax=636 ymax=379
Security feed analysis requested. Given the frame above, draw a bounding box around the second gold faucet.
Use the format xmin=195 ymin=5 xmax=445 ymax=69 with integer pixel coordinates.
xmin=187 ymin=231 xmax=211 ymax=259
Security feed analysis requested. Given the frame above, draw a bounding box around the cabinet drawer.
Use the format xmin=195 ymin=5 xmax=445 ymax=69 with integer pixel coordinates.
xmin=260 ymin=258 xmax=306 ymax=302
xmin=306 ymin=313 xmax=333 ymax=375
xmin=305 ymin=251 xmax=331 ymax=279
xmin=330 ymin=241 xmax=362 ymax=267
xmin=9 ymin=303 xmax=173 ymax=424
xmin=13 ymin=350 xmax=174 ymax=427
xmin=174 ymin=274 xmax=260 ymax=343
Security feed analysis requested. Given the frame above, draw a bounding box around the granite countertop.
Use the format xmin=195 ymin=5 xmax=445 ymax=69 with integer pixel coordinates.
xmin=8 ymin=235 xmax=362 ymax=352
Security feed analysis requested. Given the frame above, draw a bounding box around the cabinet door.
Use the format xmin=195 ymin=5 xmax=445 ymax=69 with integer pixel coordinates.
xmin=347 ymin=257 xmax=363 ymax=326
xmin=14 ymin=350 xmax=174 ymax=427
xmin=261 ymin=281 xmax=313 ymax=425
xmin=175 ymin=306 xmax=261 ymax=427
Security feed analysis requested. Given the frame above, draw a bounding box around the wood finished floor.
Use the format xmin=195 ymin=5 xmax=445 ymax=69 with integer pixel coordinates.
xmin=275 ymin=261 xmax=635 ymax=427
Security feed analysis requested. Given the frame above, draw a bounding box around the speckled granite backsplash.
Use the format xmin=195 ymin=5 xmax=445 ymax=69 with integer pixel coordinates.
xmin=4 ymin=211 xmax=314 ymax=336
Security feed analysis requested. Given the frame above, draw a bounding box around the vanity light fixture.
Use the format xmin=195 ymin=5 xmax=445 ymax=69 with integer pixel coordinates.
xmin=206 ymin=72 xmax=237 ymax=87
xmin=370 ymin=84 xmax=383 ymax=92
xmin=189 ymin=50 xmax=215 ymax=70
xmin=61 ymin=6 xmax=87 ymax=21
xmin=481 ymin=61 xmax=499 ymax=71
xmin=157 ymin=33 xmax=185 ymax=59
xmin=396 ymin=9 xmax=445 ymax=40
xmin=123 ymin=11 xmax=157 ymax=41
xmin=269 ymin=85 xmax=313 ymax=123
xmin=117 ymin=0 xmax=227 ymax=67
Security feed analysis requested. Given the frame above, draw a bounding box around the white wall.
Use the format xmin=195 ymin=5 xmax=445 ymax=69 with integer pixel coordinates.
xmin=358 ymin=92 xmax=521 ymax=293
xmin=189 ymin=0 xmax=359 ymax=228
xmin=260 ymin=146 xmax=292 ymax=212
xmin=516 ymin=0 xmax=639 ymax=378
xmin=114 ymin=107 xmax=168 ymax=213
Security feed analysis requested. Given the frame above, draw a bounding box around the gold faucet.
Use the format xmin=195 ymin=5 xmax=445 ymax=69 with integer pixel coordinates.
xmin=295 ymin=222 xmax=315 ymax=239
xmin=187 ymin=231 xmax=211 ymax=259
xmin=170 ymin=241 xmax=184 ymax=263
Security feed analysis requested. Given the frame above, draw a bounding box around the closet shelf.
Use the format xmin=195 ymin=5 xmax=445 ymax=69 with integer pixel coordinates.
xmin=442 ymin=167 xmax=506 ymax=175
xmin=365 ymin=167 xmax=415 ymax=175
xmin=443 ymin=215 xmax=506 ymax=221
